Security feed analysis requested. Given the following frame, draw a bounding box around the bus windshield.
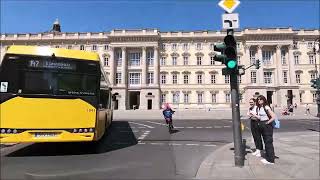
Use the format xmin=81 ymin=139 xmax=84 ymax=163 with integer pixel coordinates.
xmin=0 ymin=54 xmax=99 ymax=96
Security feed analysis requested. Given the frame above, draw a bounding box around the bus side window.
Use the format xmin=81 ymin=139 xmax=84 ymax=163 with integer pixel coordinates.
xmin=99 ymin=89 xmax=108 ymax=109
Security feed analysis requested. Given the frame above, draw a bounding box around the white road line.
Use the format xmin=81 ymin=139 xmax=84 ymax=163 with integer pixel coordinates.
xmin=196 ymin=127 xmax=203 ymax=128
xmin=150 ymin=143 xmax=164 ymax=145
xmin=186 ymin=144 xmax=199 ymax=146
xmin=169 ymin=143 xmax=182 ymax=146
xmin=129 ymin=122 xmax=154 ymax=128
xmin=214 ymin=126 xmax=222 ymax=128
xmin=224 ymin=126 xmax=231 ymax=128
xmin=138 ymin=142 xmax=146 ymax=145
xmin=175 ymin=127 xmax=184 ymax=128
xmin=146 ymin=121 xmax=167 ymax=126
xmin=186 ymin=127 xmax=194 ymax=128
xmin=205 ymin=127 xmax=212 ymax=128
xmin=203 ymin=144 xmax=217 ymax=147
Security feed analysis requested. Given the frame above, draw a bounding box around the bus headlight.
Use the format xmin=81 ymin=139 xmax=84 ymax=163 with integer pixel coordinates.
xmin=89 ymin=128 xmax=93 ymax=132
xmin=84 ymin=129 xmax=88 ymax=133
xmin=7 ymin=129 xmax=11 ymax=133
xmin=73 ymin=129 xmax=77 ymax=133
xmin=13 ymin=129 xmax=17 ymax=134
xmin=79 ymin=129 xmax=83 ymax=133
xmin=1 ymin=129 xmax=5 ymax=133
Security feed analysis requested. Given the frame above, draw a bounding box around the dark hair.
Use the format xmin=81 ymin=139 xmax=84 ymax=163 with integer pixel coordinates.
xmin=256 ymin=95 xmax=268 ymax=107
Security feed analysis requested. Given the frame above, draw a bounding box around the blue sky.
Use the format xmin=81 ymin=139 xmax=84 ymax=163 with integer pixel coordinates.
xmin=1 ymin=0 xmax=319 ymax=34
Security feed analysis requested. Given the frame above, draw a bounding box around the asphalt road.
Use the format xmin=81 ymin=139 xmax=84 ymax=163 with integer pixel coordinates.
xmin=1 ymin=118 xmax=318 ymax=180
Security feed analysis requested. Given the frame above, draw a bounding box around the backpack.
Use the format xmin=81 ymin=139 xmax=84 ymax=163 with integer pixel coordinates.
xmin=163 ymin=109 xmax=173 ymax=118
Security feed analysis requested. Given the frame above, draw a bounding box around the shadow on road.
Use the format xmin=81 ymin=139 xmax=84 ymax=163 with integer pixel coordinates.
xmin=6 ymin=121 xmax=138 ymax=157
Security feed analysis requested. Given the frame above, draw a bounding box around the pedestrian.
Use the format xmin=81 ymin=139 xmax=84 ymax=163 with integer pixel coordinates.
xmin=288 ymin=104 xmax=294 ymax=116
xmin=256 ymin=95 xmax=276 ymax=165
xmin=247 ymin=98 xmax=263 ymax=157
xmin=305 ymin=104 xmax=311 ymax=115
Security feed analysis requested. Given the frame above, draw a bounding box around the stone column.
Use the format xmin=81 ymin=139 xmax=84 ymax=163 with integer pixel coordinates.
xmin=141 ymin=46 xmax=147 ymax=86
xmin=154 ymin=46 xmax=159 ymax=85
xmin=109 ymin=47 xmax=115 ymax=86
xmin=121 ymin=47 xmax=127 ymax=86
xmin=257 ymin=45 xmax=263 ymax=84
xmin=275 ymin=45 xmax=282 ymax=85
xmin=243 ymin=45 xmax=251 ymax=84
xmin=288 ymin=45 xmax=295 ymax=85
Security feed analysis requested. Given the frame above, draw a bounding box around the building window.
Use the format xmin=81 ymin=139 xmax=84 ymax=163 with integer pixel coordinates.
xmin=281 ymin=50 xmax=286 ymax=65
xmin=80 ymin=45 xmax=85 ymax=50
xmin=210 ymin=43 xmax=215 ymax=50
xmin=283 ymin=71 xmax=288 ymax=83
xmin=116 ymin=51 xmax=122 ymax=66
xmin=161 ymin=57 xmax=166 ymax=66
xmin=264 ymin=72 xmax=272 ymax=84
xmin=92 ymin=45 xmax=97 ymax=51
xmin=183 ymin=56 xmax=188 ymax=65
xmin=104 ymin=45 xmax=109 ymax=50
xmin=211 ymin=74 xmax=216 ymax=84
xmin=129 ymin=52 xmax=141 ymax=66
xmin=161 ymin=94 xmax=166 ymax=104
xmin=312 ymin=93 xmax=317 ymax=103
xmin=238 ymin=76 xmax=242 ymax=84
xmin=161 ymin=74 xmax=166 ymax=84
xmin=197 ymin=56 xmax=202 ymax=65
xmin=250 ymin=50 xmax=256 ymax=65
xmin=299 ymin=93 xmax=302 ymax=103
xmin=184 ymin=93 xmax=189 ymax=104
xmin=172 ymin=57 xmax=177 ymax=66
xmin=184 ymin=75 xmax=189 ymax=84
xmin=103 ymin=57 xmax=109 ymax=66
xmin=226 ymin=93 xmax=231 ymax=103
xmin=172 ymin=74 xmax=178 ymax=84
xmin=294 ymin=55 xmax=299 ymax=65
xmin=147 ymin=51 xmax=154 ymax=66
xmin=237 ymin=55 xmax=241 ymax=65
xmin=115 ymin=73 xmax=121 ymax=85
xmin=173 ymin=92 xmax=180 ymax=104
xmin=237 ymin=42 xmax=241 ymax=49
xmin=196 ymin=43 xmax=202 ymax=50
xmin=262 ymin=50 xmax=272 ymax=65
xmin=308 ymin=42 xmax=313 ymax=48
xmin=147 ymin=72 xmax=154 ymax=84
xmin=172 ymin=43 xmax=177 ymax=50
xmin=161 ymin=44 xmax=166 ymax=50
xmin=183 ymin=43 xmax=188 ymax=51
xmin=67 ymin=45 xmax=72 ymax=49
xmin=225 ymin=75 xmax=230 ymax=84
xmin=210 ymin=56 xmax=215 ymax=65
xmin=211 ymin=94 xmax=216 ymax=103
xmin=197 ymin=74 xmax=203 ymax=84
xmin=129 ymin=73 xmax=141 ymax=85
xmin=296 ymin=74 xmax=301 ymax=83
xmin=251 ymin=71 xmax=257 ymax=83
xmin=197 ymin=93 xmax=203 ymax=104
xmin=309 ymin=55 xmax=314 ymax=64
xmin=311 ymin=73 xmax=316 ymax=80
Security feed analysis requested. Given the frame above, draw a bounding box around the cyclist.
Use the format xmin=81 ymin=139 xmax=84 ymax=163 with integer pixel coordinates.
xmin=162 ymin=103 xmax=175 ymax=129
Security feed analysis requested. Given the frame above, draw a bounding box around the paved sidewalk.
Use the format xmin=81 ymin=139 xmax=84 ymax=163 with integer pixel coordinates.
xmin=114 ymin=107 xmax=319 ymax=120
xmin=196 ymin=131 xmax=320 ymax=180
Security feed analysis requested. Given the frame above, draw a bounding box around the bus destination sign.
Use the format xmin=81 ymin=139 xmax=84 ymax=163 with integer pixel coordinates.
xmin=28 ymin=60 xmax=76 ymax=70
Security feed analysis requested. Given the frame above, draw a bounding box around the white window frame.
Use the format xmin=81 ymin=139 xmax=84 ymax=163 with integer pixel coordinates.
xmin=172 ymin=56 xmax=177 ymax=66
xmin=210 ymin=56 xmax=215 ymax=65
xmin=281 ymin=50 xmax=286 ymax=65
xmin=147 ymin=51 xmax=154 ymax=66
xmin=104 ymin=57 xmax=109 ymax=66
xmin=197 ymin=93 xmax=203 ymax=104
xmin=116 ymin=51 xmax=122 ymax=67
xmin=296 ymin=74 xmax=301 ymax=84
xmin=262 ymin=50 xmax=272 ymax=65
xmin=129 ymin=73 xmax=141 ymax=85
xmin=251 ymin=71 xmax=257 ymax=84
xmin=184 ymin=93 xmax=189 ymax=104
xmin=161 ymin=74 xmax=166 ymax=84
xmin=173 ymin=92 xmax=180 ymax=104
xmin=196 ymin=43 xmax=202 ymax=50
xmin=264 ymin=72 xmax=272 ymax=84
xmin=172 ymin=43 xmax=177 ymax=51
xmin=294 ymin=55 xmax=299 ymax=65
xmin=283 ymin=71 xmax=288 ymax=83
xmin=197 ymin=74 xmax=203 ymax=84
xmin=226 ymin=93 xmax=231 ymax=103
xmin=147 ymin=72 xmax=154 ymax=84
xmin=197 ymin=56 xmax=202 ymax=65
xmin=184 ymin=74 xmax=189 ymax=84
xmin=225 ymin=75 xmax=230 ymax=84
xmin=172 ymin=74 xmax=178 ymax=84
xmin=161 ymin=94 xmax=166 ymax=104
xmin=309 ymin=55 xmax=314 ymax=64
xmin=161 ymin=57 xmax=166 ymax=66
xmin=129 ymin=52 xmax=141 ymax=66
xmin=115 ymin=73 xmax=121 ymax=85
xmin=183 ymin=43 xmax=189 ymax=51
xmin=211 ymin=94 xmax=216 ymax=103
xmin=183 ymin=56 xmax=188 ymax=65
xmin=211 ymin=74 xmax=216 ymax=84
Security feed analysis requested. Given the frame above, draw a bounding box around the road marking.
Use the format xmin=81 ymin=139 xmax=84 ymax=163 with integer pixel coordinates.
xmin=196 ymin=127 xmax=203 ymax=128
xmin=146 ymin=121 xmax=167 ymax=126
xmin=120 ymin=130 xmax=139 ymax=133
xmin=186 ymin=144 xmax=199 ymax=146
xmin=175 ymin=127 xmax=184 ymax=128
xmin=138 ymin=127 xmax=146 ymax=128
xmin=138 ymin=142 xmax=146 ymax=145
xmin=224 ymin=126 xmax=231 ymax=128
xmin=206 ymin=127 xmax=212 ymax=128
xmin=203 ymin=144 xmax=217 ymax=147
xmin=214 ymin=126 xmax=222 ymax=128
xmin=186 ymin=127 xmax=194 ymax=128
xmin=169 ymin=143 xmax=182 ymax=146
xmin=129 ymin=122 xmax=154 ymax=128
xmin=150 ymin=143 xmax=164 ymax=145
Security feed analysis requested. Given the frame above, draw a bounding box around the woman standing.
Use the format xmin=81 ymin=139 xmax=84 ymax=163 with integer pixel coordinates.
xmin=247 ymin=98 xmax=263 ymax=157
xmin=256 ymin=95 xmax=276 ymax=164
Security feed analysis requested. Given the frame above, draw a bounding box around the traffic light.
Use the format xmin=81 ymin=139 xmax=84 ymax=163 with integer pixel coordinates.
xmin=214 ymin=35 xmax=238 ymax=75
xmin=255 ymin=59 xmax=260 ymax=69
xmin=311 ymin=78 xmax=320 ymax=89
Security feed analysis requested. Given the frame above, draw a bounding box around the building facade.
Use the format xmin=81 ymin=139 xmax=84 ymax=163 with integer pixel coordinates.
xmin=1 ymin=27 xmax=319 ymax=110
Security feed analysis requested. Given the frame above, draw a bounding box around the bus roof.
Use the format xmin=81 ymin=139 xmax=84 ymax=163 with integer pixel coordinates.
xmin=6 ymin=45 xmax=100 ymax=61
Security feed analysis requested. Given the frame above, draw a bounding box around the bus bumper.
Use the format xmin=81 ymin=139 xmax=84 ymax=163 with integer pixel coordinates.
xmin=0 ymin=130 xmax=95 ymax=143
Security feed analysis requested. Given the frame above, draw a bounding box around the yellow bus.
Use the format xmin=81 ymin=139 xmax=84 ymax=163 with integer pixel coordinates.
xmin=0 ymin=45 xmax=113 ymax=143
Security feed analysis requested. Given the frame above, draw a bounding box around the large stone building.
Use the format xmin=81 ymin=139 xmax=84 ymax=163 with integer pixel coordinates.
xmin=1 ymin=21 xmax=319 ymax=110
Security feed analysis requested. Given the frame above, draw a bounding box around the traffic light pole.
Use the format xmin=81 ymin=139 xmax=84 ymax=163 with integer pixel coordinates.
xmin=227 ymin=29 xmax=244 ymax=167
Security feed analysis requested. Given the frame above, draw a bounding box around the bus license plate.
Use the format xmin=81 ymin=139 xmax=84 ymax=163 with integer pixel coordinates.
xmin=34 ymin=133 xmax=57 ymax=138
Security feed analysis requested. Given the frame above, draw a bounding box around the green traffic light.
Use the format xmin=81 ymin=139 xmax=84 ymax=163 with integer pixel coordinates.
xmin=227 ymin=60 xmax=237 ymax=69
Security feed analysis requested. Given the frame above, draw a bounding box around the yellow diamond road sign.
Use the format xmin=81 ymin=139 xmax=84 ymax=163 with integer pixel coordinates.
xmin=218 ymin=0 xmax=240 ymax=14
